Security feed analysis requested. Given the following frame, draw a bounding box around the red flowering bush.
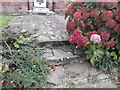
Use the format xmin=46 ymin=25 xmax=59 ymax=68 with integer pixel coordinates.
xmin=65 ymin=1 xmax=120 ymax=70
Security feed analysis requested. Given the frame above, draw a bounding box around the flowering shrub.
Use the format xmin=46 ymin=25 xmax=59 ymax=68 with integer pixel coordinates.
xmin=65 ymin=1 xmax=120 ymax=70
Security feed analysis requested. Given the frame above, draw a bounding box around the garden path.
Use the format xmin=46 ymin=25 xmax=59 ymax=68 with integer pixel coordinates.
xmin=4 ymin=14 xmax=118 ymax=88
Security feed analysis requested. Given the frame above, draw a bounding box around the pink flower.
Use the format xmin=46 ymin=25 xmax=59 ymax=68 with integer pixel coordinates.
xmin=87 ymin=31 xmax=97 ymax=38
xmin=87 ymin=21 xmax=94 ymax=30
xmin=107 ymin=39 xmax=116 ymax=48
xmin=101 ymin=10 xmax=113 ymax=21
xmin=68 ymin=3 xmax=74 ymax=9
xmin=113 ymin=9 xmax=120 ymax=21
xmin=68 ymin=30 xmax=81 ymax=44
xmin=65 ymin=8 xmax=74 ymax=17
xmin=114 ymin=9 xmax=120 ymax=16
xmin=105 ymin=19 xmax=116 ymax=28
xmin=81 ymin=13 xmax=89 ymax=21
xmin=114 ymin=24 xmax=120 ymax=35
xmin=98 ymin=28 xmax=110 ymax=42
xmin=68 ymin=35 xmax=77 ymax=44
xmin=68 ymin=30 xmax=86 ymax=47
xmin=73 ymin=30 xmax=82 ymax=36
xmin=115 ymin=15 xmax=120 ymax=22
xmin=73 ymin=11 xmax=82 ymax=21
xmin=76 ymin=35 xmax=86 ymax=47
xmin=66 ymin=21 xmax=77 ymax=33
xmin=95 ymin=2 xmax=106 ymax=8
xmin=81 ymin=21 xmax=86 ymax=30
xmin=90 ymin=34 xmax=101 ymax=44
xmin=106 ymin=2 xmax=118 ymax=9
xmin=94 ymin=18 xmax=100 ymax=26
xmin=90 ymin=9 xmax=99 ymax=17
xmin=78 ymin=7 xmax=88 ymax=14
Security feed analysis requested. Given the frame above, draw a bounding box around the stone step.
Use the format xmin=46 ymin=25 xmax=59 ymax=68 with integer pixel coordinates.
xmin=36 ymin=40 xmax=69 ymax=47
xmin=32 ymin=7 xmax=55 ymax=15
xmin=46 ymin=62 xmax=117 ymax=88
xmin=42 ymin=45 xmax=86 ymax=65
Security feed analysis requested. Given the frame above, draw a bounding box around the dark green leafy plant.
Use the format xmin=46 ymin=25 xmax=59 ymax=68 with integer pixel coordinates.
xmin=1 ymin=32 xmax=48 ymax=89
xmin=1 ymin=45 xmax=48 ymax=89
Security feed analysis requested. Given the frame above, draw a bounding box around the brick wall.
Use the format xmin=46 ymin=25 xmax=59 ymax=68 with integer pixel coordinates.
xmin=0 ymin=0 xmax=65 ymax=14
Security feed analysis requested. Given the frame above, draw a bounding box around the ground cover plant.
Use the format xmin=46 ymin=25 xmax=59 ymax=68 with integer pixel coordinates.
xmin=0 ymin=17 xmax=11 ymax=27
xmin=65 ymin=1 xmax=120 ymax=70
xmin=0 ymin=28 xmax=48 ymax=89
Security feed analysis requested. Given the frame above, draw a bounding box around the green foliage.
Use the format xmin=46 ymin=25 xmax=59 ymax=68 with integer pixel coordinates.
xmin=1 ymin=45 xmax=47 ymax=88
xmin=1 ymin=33 xmax=48 ymax=88
xmin=85 ymin=44 xmax=104 ymax=66
xmin=95 ymin=51 xmax=118 ymax=71
xmin=0 ymin=17 xmax=11 ymax=27
xmin=13 ymin=35 xmax=27 ymax=48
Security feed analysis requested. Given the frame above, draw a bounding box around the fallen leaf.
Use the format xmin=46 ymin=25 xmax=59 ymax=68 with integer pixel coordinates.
xmin=2 ymin=64 xmax=9 ymax=73
xmin=49 ymin=64 xmax=59 ymax=72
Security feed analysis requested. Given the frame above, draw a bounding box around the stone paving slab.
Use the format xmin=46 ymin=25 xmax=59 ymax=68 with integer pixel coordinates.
xmin=46 ymin=62 xmax=117 ymax=88
xmin=6 ymin=15 xmax=68 ymax=44
xmin=42 ymin=45 xmax=85 ymax=65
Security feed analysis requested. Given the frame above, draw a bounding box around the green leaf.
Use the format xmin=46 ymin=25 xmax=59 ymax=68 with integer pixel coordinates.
xmin=90 ymin=44 xmax=97 ymax=51
xmin=110 ymin=52 xmax=117 ymax=60
xmin=90 ymin=57 xmax=96 ymax=66
xmin=96 ymin=48 xmax=104 ymax=55
xmin=105 ymin=51 xmax=110 ymax=58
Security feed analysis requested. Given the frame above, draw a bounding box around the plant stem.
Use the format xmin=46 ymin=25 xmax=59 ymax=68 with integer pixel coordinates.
xmin=2 ymin=38 xmax=12 ymax=56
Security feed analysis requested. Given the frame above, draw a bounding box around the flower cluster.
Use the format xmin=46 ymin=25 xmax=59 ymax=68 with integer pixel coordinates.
xmin=68 ymin=30 xmax=86 ymax=47
xmin=101 ymin=10 xmax=113 ymax=21
xmin=114 ymin=24 xmax=120 ymax=35
xmin=105 ymin=19 xmax=116 ymax=28
xmin=107 ymin=39 xmax=116 ymax=48
xmin=98 ymin=28 xmax=110 ymax=42
xmin=66 ymin=21 xmax=77 ymax=33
